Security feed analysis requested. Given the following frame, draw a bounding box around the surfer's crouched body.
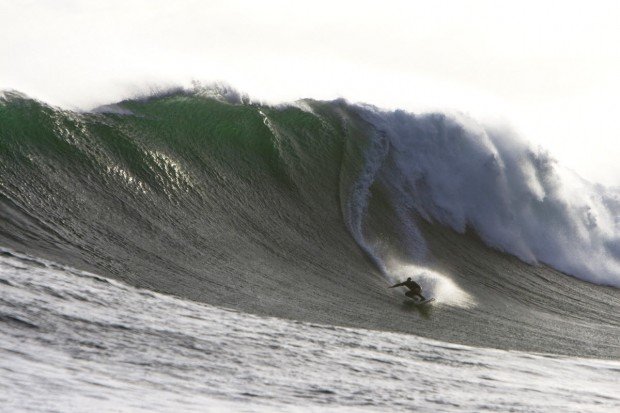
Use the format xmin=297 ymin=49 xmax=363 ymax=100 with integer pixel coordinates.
xmin=389 ymin=277 xmax=426 ymax=301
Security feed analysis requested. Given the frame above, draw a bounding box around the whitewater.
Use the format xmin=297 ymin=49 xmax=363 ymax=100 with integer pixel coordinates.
xmin=1 ymin=88 xmax=619 ymax=411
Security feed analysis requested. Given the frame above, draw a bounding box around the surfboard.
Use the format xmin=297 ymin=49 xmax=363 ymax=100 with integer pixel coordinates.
xmin=413 ymin=297 xmax=435 ymax=305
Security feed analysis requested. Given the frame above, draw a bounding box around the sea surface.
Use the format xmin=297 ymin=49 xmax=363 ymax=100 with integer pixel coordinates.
xmin=2 ymin=250 xmax=619 ymax=413
xmin=1 ymin=88 xmax=619 ymax=411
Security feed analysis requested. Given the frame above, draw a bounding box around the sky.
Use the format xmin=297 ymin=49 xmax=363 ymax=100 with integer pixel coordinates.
xmin=2 ymin=0 xmax=619 ymax=186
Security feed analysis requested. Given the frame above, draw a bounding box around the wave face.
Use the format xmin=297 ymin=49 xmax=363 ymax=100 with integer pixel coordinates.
xmin=1 ymin=89 xmax=619 ymax=357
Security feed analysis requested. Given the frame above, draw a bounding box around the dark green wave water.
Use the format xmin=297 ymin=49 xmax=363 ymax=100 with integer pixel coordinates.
xmin=1 ymin=90 xmax=618 ymax=358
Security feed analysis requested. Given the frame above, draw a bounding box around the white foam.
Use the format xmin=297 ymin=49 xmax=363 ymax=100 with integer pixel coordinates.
xmin=388 ymin=261 xmax=475 ymax=308
xmin=357 ymin=106 xmax=620 ymax=287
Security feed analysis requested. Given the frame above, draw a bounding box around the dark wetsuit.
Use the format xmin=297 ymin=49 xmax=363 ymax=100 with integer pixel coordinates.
xmin=389 ymin=279 xmax=426 ymax=301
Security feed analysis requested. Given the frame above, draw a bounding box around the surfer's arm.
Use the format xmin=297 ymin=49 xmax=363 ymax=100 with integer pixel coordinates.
xmin=389 ymin=282 xmax=405 ymax=288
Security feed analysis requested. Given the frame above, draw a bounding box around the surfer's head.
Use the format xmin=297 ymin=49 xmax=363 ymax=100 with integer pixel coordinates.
xmin=407 ymin=277 xmax=412 ymax=281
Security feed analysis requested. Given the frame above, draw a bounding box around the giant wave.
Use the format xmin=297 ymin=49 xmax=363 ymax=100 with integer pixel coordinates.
xmin=1 ymin=87 xmax=619 ymax=357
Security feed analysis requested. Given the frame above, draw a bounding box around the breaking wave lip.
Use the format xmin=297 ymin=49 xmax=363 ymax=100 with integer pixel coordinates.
xmin=351 ymin=104 xmax=620 ymax=288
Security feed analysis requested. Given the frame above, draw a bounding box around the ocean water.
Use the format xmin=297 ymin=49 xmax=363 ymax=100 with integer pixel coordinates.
xmin=2 ymin=91 xmax=619 ymax=358
xmin=1 ymin=89 xmax=620 ymax=411
xmin=1 ymin=249 xmax=619 ymax=413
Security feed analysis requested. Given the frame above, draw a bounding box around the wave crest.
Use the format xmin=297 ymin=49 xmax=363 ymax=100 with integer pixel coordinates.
xmin=355 ymin=106 xmax=620 ymax=286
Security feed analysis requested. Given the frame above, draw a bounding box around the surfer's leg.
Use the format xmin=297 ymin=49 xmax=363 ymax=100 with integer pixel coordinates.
xmin=411 ymin=286 xmax=425 ymax=301
xmin=405 ymin=291 xmax=425 ymax=302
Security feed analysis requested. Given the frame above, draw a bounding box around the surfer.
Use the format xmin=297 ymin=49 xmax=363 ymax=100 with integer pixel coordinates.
xmin=389 ymin=277 xmax=427 ymax=301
